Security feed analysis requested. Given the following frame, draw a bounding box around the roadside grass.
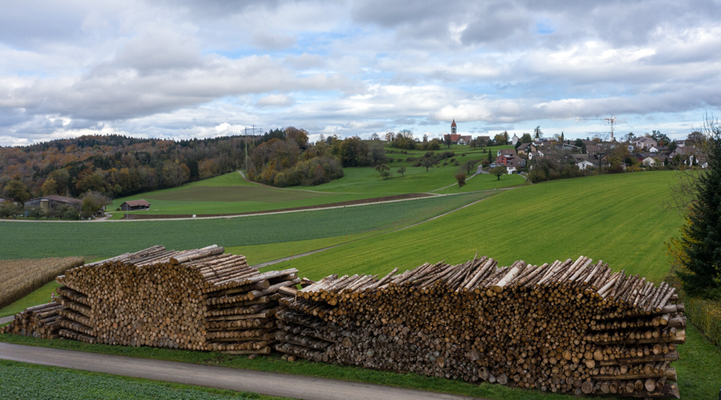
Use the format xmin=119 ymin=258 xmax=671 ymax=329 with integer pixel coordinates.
xmin=0 ymin=280 xmax=60 ymax=318
xmin=2 ymin=323 xmax=718 ymax=400
xmin=0 ymin=257 xmax=83 ymax=309
xmin=0 ymin=334 xmax=589 ymax=400
xmin=0 ymin=192 xmax=489 ymax=260
xmin=269 ymin=172 xmax=683 ymax=283
xmin=0 ymin=359 xmax=288 ymax=400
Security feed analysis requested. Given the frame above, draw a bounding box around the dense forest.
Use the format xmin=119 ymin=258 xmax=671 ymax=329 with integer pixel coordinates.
xmin=0 ymin=128 xmax=390 ymax=202
xmin=0 ymin=133 xmax=258 ymax=200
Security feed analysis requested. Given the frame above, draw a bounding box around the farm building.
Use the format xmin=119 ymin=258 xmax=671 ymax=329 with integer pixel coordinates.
xmin=25 ymin=195 xmax=82 ymax=211
xmin=120 ymin=199 xmax=151 ymax=211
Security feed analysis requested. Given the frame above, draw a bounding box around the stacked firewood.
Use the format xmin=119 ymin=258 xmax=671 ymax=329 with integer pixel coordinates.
xmin=6 ymin=245 xmax=297 ymax=354
xmin=277 ymin=256 xmax=684 ymax=398
xmin=1 ymin=302 xmax=63 ymax=339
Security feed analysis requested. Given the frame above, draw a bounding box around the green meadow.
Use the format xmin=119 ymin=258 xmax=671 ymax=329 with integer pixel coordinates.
xmin=3 ymin=167 xmax=713 ymax=399
xmin=0 ymin=359 xmax=286 ymax=400
xmin=265 ymin=171 xmax=683 ymax=283
xmin=109 ymin=144 xmax=515 ymax=217
xmin=0 ymin=192 xmax=488 ymax=261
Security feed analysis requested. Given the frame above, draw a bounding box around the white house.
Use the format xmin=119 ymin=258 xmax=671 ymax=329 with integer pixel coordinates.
xmin=633 ymin=136 xmax=658 ymax=150
xmin=642 ymin=156 xmax=657 ymax=167
xmin=510 ymin=134 xmax=520 ymax=146
xmin=576 ymin=160 xmax=595 ymax=170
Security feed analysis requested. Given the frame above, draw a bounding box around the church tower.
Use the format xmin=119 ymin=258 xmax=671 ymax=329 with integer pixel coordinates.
xmin=451 ymin=119 xmax=457 ymax=135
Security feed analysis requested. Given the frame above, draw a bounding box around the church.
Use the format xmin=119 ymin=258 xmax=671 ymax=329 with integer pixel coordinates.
xmin=443 ymin=119 xmax=472 ymax=145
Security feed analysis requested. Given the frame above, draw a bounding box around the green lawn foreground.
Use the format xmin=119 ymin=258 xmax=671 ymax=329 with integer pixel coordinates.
xmin=268 ymin=172 xmax=684 ymax=283
xmin=2 ymin=323 xmax=719 ymax=400
xmin=0 ymin=359 xmax=288 ymax=400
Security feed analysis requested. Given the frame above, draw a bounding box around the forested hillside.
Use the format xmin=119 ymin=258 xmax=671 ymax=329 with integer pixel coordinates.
xmin=0 ymin=133 xmax=260 ymax=199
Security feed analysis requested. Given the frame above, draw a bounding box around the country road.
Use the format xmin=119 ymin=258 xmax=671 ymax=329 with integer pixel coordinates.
xmin=0 ymin=343 xmax=484 ymax=400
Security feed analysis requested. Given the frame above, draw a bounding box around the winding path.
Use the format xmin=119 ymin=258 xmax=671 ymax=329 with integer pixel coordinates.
xmin=0 ymin=343 xmax=483 ymax=400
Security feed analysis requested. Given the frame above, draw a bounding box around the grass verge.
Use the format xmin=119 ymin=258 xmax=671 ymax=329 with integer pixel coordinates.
xmin=2 ymin=324 xmax=718 ymax=400
xmin=0 ymin=257 xmax=82 ymax=309
xmin=0 ymin=359 xmax=287 ymax=400
xmin=0 ymin=280 xmax=60 ymax=318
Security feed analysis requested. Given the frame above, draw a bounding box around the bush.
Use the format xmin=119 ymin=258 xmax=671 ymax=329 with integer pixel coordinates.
xmin=27 ymin=207 xmax=46 ymax=220
xmin=0 ymin=202 xmax=20 ymax=218
xmin=52 ymin=204 xmax=80 ymax=220
xmin=686 ymin=297 xmax=721 ymax=347
xmin=455 ymin=173 xmax=466 ymax=188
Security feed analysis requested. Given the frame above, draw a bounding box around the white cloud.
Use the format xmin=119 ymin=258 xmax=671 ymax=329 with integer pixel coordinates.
xmin=1 ymin=0 xmax=721 ymax=144
xmin=256 ymin=94 xmax=295 ymax=107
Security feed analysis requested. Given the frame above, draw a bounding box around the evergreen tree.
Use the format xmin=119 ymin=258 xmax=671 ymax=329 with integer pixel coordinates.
xmin=488 ymin=149 xmax=493 ymax=163
xmin=677 ymin=127 xmax=721 ymax=296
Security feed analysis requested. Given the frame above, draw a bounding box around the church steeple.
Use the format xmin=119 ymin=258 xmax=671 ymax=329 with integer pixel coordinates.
xmin=451 ymin=119 xmax=457 ymax=134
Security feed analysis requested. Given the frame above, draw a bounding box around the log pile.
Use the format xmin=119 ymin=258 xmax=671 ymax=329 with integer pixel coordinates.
xmin=277 ymin=256 xmax=684 ymax=398
xmin=4 ymin=245 xmax=297 ymax=354
xmin=1 ymin=302 xmax=63 ymax=339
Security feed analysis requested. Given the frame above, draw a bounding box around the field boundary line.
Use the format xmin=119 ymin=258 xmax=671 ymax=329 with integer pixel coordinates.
xmin=1 ymin=191 xmax=503 ymax=223
xmin=253 ymin=192 xmax=502 ymax=269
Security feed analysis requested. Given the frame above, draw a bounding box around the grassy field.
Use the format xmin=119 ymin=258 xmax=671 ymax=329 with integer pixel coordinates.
xmin=1 ymin=170 xmax=717 ymax=399
xmin=109 ymin=172 xmax=376 ymax=217
xmin=0 ymin=280 xmax=61 ymax=318
xmin=283 ymin=145 xmax=517 ymax=196
xmin=2 ymin=323 xmax=719 ymax=400
xmin=0 ymin=192 xmax=489 ymax=260
xmin=108 ymin=145 xmax=514 ymax=217
xmin=265 ymin=172 xmax=684 ymax=283
xmin=0 ymin=257 xmax=83 ymax=309
xmin=0 ymin=359 xmax=287 ymax=400
xmin=225 ymin=232 xmax=376 ymax=266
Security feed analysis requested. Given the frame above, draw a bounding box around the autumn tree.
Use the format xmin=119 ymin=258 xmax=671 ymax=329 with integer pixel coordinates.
xmin=462 ymin=160 xmax=476 ymax=175
xmin=80 ymin=192 xmax=110 ymax=219
xmin=3 ymin=176 xmax=31 ymax=205
xmin=375 ymin=164 xmax=390 ymax=179
xmin=41 ymin=178 xmax=58 ymax=196
xmin=421 ymin=158 xmax=434 ymax=172
xmin=491 ymin=165 xmax=507 ymax=180
xmin=455 ymin=173 xmax=466 ymax=187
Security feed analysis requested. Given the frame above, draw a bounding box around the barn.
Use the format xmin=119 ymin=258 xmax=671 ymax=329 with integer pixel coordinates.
xmin=120 ymin=199 xmax=151 ymax=211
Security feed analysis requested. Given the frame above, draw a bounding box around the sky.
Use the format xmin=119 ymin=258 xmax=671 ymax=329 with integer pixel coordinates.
xmin=1 ymin=0 xmax=721 ymax=146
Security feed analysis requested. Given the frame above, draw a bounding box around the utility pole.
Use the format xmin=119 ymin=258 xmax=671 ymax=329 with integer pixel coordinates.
xmin=244 ymin=127 xmax=249 ymax=170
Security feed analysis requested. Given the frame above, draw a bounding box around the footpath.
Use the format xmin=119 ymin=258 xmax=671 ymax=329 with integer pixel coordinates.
xmin=0 ymin=342 xmax=483 ymax=400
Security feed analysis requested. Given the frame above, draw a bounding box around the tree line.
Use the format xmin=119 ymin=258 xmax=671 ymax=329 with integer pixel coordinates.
xmin=248 ymin=129 xmax=388 ymax=187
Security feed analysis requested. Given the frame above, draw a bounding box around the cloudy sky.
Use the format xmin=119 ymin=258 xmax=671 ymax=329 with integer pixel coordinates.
xmin=1 ymin=0 xmax=720 ymax=146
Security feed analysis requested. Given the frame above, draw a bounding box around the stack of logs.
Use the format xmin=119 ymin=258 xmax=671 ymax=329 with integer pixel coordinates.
xmin=3 ymin=245 xmax=298 ymax=354
xmin=1 ymin=302 xmax=63 ymax=339
xmin=276 ymin=256 xmax=684 ymax=398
